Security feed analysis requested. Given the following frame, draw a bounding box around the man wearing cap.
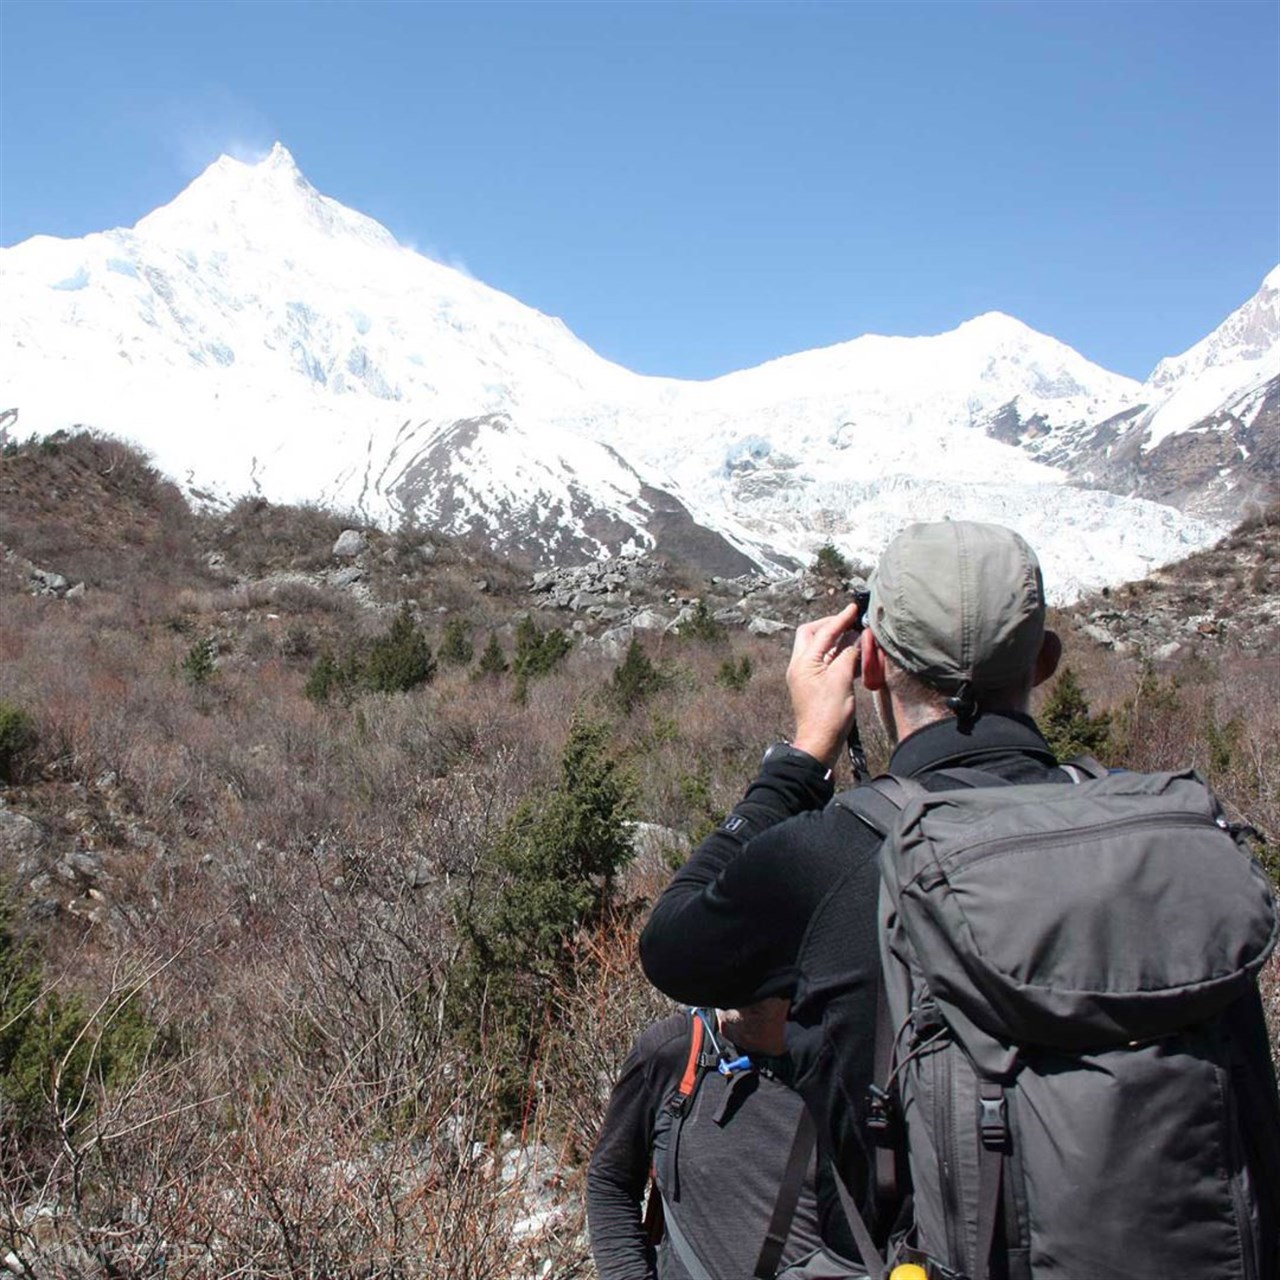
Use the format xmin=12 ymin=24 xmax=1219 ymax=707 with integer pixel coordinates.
xmin=639 ymin=521 xmax=1065 ymax=1250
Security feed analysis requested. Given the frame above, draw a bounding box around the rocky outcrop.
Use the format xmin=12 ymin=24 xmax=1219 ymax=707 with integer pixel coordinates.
xmin=1064 ymin=510 xmax=1280 ymax=658
xmin=0 ymin=545 xmax=86 ymax=599
xmin=525 ymin=553 xmax=870 ymax=661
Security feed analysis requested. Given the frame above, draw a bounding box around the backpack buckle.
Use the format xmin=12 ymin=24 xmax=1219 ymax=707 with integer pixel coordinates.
xmin=911 ymin=998 xmax=945 ymax=1042
xmin=867 ymin=1083 xmax=900 ymax=1143
xmin=979 ymin=1087 xmax=1007 ymax=1149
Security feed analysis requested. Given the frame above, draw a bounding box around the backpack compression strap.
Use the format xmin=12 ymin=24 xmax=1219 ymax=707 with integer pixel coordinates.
xmin=752 ymin=1104 xmax=818 ymax=1279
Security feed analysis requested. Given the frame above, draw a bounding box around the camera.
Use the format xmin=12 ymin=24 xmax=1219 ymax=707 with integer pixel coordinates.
xmin=852 ymin=589 xmax=870 ymax=628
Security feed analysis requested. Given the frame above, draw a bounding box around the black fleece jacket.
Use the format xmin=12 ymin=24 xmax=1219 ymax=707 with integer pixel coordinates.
xmin=639 ymin=711 xmax=1071 ymax=1241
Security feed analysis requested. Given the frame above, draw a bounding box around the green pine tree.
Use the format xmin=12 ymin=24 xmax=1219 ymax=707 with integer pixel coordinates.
xmin=0 ymin=895 xmax=154 ymax=1154
xmin=608 ymin=638 xmax=666 ymax=713
xmin=181 ymin=637 xmax=217 ymax=685
xmin=716 ymin=655 xmax=753 ymax=691
xmin=1041 ymin=666 xmax=1112 ymax=761
xmin=813 ymin=543 xmax=851 ymax=581
xmin=677 ymin=600 xmax=725 ymax=644
xmin=453 ymin=717 xmax=633 ymax=1119
xmin=512 ymin=616 xmax=572 ymax=703
xmin=474 ymin=632 xmax=509 ymax=679
xmin=0 ymin=703 xmax=36 ymax=783
xmin=364 ymin=603 xmax=436 ymax=694
xmin=439 ymin=616 xmax=474 ymax=667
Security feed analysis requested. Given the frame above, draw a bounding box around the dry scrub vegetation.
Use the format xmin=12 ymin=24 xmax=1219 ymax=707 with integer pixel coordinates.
xmin=0 ymin=432 xmax=1275 ymax=1277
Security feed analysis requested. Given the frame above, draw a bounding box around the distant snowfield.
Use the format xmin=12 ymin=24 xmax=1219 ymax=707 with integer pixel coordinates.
xmin=3 ymin=144 xmax=1275 ymax=602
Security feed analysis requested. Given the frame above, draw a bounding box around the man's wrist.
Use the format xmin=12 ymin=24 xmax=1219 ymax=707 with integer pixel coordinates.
xmin=789 ymin=731 xmax=843 ymax=770
xmin=760 ymin=741 xmax=833 ymax=781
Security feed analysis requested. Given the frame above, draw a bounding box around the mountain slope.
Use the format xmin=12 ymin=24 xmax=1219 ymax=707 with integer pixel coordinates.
xmin=1 ymin=144 xmax=1269 ymax=597
xmin=1020 ymin=267 xmax=1280 ymax=517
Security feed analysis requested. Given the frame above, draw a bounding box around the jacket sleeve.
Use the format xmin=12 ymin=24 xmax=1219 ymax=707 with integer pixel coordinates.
xmin=639 ymin=751 xmax=835 ymax=1009
xmin=586 ymin=1019 xmax=685 ymax=1280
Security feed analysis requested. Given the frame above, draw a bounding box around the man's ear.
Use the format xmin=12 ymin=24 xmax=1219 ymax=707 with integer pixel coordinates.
xmin=1032 ymin=629 xmax=1062 ymax=688
xmin=861 ymin=629 xmax=887 ymax=691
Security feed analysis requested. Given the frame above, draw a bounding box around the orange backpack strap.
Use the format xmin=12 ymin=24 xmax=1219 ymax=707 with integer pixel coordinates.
xmin=675 ymin=1010 xmax=708 ymax=1107
xmin=660 ymin=1009 xmax=718 ymax=1206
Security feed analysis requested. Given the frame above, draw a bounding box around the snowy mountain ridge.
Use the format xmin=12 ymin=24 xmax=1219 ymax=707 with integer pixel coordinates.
xmin=2 ymin=144 xmax=1275 ymax=602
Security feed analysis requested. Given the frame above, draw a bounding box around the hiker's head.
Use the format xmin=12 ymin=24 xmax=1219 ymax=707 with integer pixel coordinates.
xmin=859 ymin=521 xmax=1061 ymax=739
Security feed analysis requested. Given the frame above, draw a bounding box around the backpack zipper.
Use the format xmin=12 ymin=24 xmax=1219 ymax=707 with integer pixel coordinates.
xmin=917 ymin=812 xmax=1217 ymax=884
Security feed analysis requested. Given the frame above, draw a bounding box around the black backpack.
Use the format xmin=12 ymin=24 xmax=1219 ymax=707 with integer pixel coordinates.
xmin=650 ymin=1008 xmax=866 ymax=1280
xmin=832 ymin=761 xmax=1280 ymax=1280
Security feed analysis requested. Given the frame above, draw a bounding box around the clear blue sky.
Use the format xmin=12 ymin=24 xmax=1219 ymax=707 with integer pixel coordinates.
xmin=2 ymin=0 xmax=1277 ymax=382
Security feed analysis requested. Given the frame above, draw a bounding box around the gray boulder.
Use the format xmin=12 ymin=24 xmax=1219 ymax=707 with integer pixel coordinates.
xmin=748 ymin=617 xmax=790 ymax=637
xmin=631 ymin=608 xmax=672 ymax=632
xmin=332 ymin=529 xmax=367 ymax=559
xmin=0 ymin=809 xmax=44 ymax=879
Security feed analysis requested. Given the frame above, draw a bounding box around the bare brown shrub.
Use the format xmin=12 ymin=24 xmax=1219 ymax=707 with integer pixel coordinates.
xmin=206 ymin=497 xmax=356 ymax=577
xmin=2 ymin=470 xmax=1277 ymax=1273
xmin=0 ymin=431 xmax=203 ymax=591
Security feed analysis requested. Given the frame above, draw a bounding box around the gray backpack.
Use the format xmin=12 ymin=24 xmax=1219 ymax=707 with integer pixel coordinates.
xmin=834 ymin=762 xmax=1280 ymax=1280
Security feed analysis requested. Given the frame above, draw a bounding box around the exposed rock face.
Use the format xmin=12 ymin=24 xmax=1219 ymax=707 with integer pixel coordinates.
xmin=0 ymin=807 xmax=44 ymax=879
xmin=1064 ymin=510 xmax=1280 ymax=658
xmin=1045 ymin=375 xmax=1280 ymax=522
xmin=636 ymin=484 xmax=761 ymax=578
xmin=528 ymin=553 xmax=862 ymax=647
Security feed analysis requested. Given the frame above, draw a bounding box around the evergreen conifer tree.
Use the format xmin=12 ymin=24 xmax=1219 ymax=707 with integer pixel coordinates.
xmin=475 ymin=632 xmax=509 ymax=678
xmin=439 ymin=616 xmax=474 ymax=667
xmin=1041 ymin=666 xmax=1112 ymax=761
xmin=364 ymin=603 xmax=436 ymax=694
xmin=677 ymin=600 xmax=725 ymax=643
xmin=609 ymin=638 xmax=665 ymax=712
xmin=453 ymin=717 xmax=633 ymax=1119
xmin=813 ymin=543 xmax=851 ymax=581
xmin=512 ymin=616 xmax=572 ymax=702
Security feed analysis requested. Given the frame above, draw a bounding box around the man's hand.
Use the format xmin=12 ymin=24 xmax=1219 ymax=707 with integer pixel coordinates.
xmin=787 ymin=599 xmax=862 ymax=769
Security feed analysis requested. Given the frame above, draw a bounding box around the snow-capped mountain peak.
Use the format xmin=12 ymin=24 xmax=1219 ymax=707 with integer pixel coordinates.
xmin=1132 ymin=269 xmax=1280 ymax=454
xmin=135 ymin=143 xmax=400 ymax=254
xmin=1149 ymin=268 xmax=1280 ymax=389
xmin=2 ymin=143 xmax=1272 ymax=601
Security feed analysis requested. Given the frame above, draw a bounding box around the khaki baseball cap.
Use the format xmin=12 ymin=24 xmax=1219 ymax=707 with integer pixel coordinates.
xmin=867 ymin=521 xmax=1046 ymax=695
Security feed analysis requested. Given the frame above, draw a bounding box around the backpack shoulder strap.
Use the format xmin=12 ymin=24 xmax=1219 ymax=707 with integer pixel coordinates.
xmin=831 ymin=774 xmax=923 ymax=836
xmin=660 ymin=1197 xmax=717 ymax=1280
xmin=661 ymin=1009 xmax=719 ymax=1202
xmin=647 ymin=1012 xmax=712 ymax=1242
xmin=833 ymin=765 xmax=1028 ymax=833
xmin=676 ymin=1008 xmax=709 ymax=1104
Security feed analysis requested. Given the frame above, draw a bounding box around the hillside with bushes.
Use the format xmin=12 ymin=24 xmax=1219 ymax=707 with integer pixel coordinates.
xmin=0 ymin=431 xmax=1275 ymax=1276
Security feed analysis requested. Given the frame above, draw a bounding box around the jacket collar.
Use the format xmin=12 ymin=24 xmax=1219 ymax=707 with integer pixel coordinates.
xmin=888 ymin=711 xmax=1057 ymax=778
